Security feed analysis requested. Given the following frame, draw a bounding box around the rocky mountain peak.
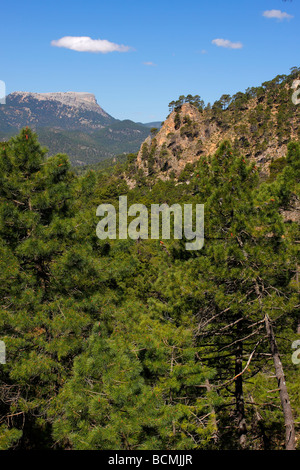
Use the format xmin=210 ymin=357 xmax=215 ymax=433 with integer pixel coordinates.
xmin=135 ymin=74 xmax=300 ymax=180
xmin=2 ymin=91 xmax=115 ymax=132
xmin=10 ymin=91 xmax=107 ymax=116
xmin=136 ymin=102 xmax=219 ymax=177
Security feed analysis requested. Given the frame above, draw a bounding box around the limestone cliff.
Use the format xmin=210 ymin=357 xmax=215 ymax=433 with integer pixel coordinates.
xmin=135 ymin=73 xmax=300 ymax=180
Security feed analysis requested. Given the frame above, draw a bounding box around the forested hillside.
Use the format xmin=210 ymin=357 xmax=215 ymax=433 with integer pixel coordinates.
xmin=135 ymin=68 xmax=300 ymax=182
xmin=0 ymin=113 xmax=299 ymax=449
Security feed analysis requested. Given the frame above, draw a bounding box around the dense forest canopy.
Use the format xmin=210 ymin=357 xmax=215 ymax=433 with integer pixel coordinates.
xmin=0 ymin=71 xmax=299 ymax=451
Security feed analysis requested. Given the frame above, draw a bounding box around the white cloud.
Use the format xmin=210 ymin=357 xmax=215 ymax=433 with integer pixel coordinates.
xmin=51 ymin=36 xmax=131 ymax=53
xmin=212 ymin=38 xmax=243 ymax=49
xmin=143 ymin=61 xmax=156 ymax=66
xmin=263 ymin=10 xmax=294 ymax=20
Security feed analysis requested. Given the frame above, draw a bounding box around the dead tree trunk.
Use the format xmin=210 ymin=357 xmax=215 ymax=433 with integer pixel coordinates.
xmin=264 ymin=314 xmax=296 ymax=450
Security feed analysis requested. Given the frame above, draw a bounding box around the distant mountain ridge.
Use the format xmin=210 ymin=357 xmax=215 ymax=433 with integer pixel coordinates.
xmin=2 ymin=91 xmax=115 ymax=131
xmin=11 ymin=91 xmax=108 ymax=115
xmin=138 ymin=121 xmax=163 ymax=129
xmin=0 ymin=91 xmax=151 ymax=165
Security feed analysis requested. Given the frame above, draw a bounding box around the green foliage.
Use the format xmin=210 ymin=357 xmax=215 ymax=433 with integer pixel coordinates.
xmin=52 ymin=302 xmax=217 ymax=450
xmin=0 ymin=426 xmax=22 ymax=450
xmin=0 ymin=128 xmax=299 ymax=450
xmin=174 ymin=112 xmax=181 ymax=130
xmin=169 ymin=95 xmax=204 ymax=113
xmin=180 ymin=117 xmax=199 ymax=139
xmin=268 ymin=157 xmax=287 ymax=182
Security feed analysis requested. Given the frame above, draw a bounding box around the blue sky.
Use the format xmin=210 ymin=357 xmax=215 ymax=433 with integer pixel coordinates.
xmin=0 ymin=0 xmax=299 ymax=122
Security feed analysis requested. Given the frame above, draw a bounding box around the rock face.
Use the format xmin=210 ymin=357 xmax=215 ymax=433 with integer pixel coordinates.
xmin=0 ymin=91 xmax=115 ymax=131
xmin=12 ymin=92 xmax=107 ymax=115
xmin=136 ymin=103 xmax=219 ymax=177
xmin=135 ymin=76 xmax=300 ymax=180
xmin=136 ymin=102 xmax=294 ymax=179
xmin=133 ymin=75 xmax=300 ymax=225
